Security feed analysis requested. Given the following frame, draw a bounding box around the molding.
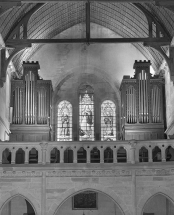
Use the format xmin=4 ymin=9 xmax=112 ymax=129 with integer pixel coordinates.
xmin=1 ymin=168 xmax=174 ymax=178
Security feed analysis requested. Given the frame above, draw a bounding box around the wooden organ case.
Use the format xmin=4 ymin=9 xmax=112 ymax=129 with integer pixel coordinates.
xmin=10 ymin=61 xmax=52 ymax=141
xmin=120 ymin=60 xmax=165 ymax=140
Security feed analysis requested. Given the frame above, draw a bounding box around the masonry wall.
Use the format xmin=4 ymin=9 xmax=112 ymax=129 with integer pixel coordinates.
xmin=1 ymin=167 xmax=174 ymax=215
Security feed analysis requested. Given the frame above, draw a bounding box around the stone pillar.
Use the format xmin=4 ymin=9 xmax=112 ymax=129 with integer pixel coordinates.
xmin=73 ymin=148 xmax=77 ymax=163
xmin=0 ymin=148 xmax=2 ymax=164
xmin=40 ymin=142 xmax=48 ymax=165
xmin=11 ymin=148 xmax=16 ymax=164
xmin=161 ymin=146 xmax=166 ymax=162
xmin=86 ymin=148 xmax=90 ymax=163
xmin=25 ymin=147 xmax=29 ymax=164
xmin=148 ymin=147 xmax=153 ymax=162
xmin=100 ymin=148 xmax=104 ymax=163
xmin=41 ymin=171 xmax=46 ymax=215
xmin=113 ymin=147 xmax=117 ymax=163
xmin=129 ymin=140 xmax=137 ymax=164
xmin=60 ymin=148 xmax=64 ymax=163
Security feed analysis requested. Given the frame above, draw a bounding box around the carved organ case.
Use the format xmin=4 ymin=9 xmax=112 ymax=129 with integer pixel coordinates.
xmin=10 ymin=61 xmax=52 ymax=141
xmin=120 ymin=60 xmax=165 ymax=140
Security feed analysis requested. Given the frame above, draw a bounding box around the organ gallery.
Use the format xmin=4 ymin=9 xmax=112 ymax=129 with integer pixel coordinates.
xmin=1 ymin=1 xmax=174 ymax=215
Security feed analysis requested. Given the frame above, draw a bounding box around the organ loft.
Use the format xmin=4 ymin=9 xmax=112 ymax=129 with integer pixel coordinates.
xmin=2 ymin=1 xmax=174 ymax=215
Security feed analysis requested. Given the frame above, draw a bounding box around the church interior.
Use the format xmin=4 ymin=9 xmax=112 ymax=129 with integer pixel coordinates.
xmin=1 ymin=0 xmax=174 ymax=215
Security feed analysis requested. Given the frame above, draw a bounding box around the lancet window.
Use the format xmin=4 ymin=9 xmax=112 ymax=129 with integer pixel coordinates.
xmin=101 ymin=100 xmax=116 ymax=141
xmin=57 ymin=100 xmax=72 ymax=141
xmin=79 ymin=85 xmax=94 ymax=141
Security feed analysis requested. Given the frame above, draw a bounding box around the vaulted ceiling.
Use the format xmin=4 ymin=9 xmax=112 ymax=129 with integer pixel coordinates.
xmin=0 ymin=1 xmax=174 ymax=76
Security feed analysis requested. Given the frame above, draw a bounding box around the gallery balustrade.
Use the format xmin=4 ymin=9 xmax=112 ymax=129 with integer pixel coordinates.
xmin=0 ymin=140 xmax=174 ymax=165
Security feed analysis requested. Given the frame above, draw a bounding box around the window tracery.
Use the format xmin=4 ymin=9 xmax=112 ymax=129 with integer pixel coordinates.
xmin=57 ymin=100 xmax=72 ymax=141
xmin=101 ymin=100 xmax=116 ymax=141
xmin=79 ymin=85 xmax=94 ymax=141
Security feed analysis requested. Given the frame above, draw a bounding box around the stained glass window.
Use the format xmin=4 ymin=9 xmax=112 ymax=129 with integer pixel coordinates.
xmin=79 ymin=85 xmax=94 ymax=141
xmin=57 ymin=100 xmax=72 ymax=141
xmin=101 ymin=100 xmax=116 ymax=141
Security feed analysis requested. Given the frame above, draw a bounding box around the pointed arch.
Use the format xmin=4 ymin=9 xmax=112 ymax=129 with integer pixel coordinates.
xmin=0 ymin=188 xmax=41 ymax=215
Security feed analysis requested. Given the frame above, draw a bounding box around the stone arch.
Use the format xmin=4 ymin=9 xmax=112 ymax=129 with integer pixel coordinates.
xmin=137 ymin=187 xmax=174 ymax=215
xmin=0 ymin=187 xmax=41 ymax=215
xmin=48 ymin=184 xmax=131 ymax=215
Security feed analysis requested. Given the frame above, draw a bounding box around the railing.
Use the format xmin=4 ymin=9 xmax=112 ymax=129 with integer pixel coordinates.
xmin=0 ymin=139 xmax=174 ymax=165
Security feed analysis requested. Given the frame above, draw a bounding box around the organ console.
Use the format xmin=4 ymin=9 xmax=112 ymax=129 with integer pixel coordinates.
xmin=10 ymin=61 xmax=52 ymax=141
xmin=120 ymin=60 xmax=165 ymax=140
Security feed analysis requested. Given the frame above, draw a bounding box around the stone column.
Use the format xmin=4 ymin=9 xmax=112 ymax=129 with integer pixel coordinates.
xmin=161 ymin=146 xmax=166 ymax=162
xmin=129 ymin=140 xmax=137 ymax=164
xmin=25 ymin=147 xmax=29 ymax=164
xmin=0 ymin=148 xmax=2 ymax=164
xmin=148 ymin=146 xmax=153 ymax=162
xmin=113 ymin=147 xmax=117 ymax=163
xmin=100 ymin=148 xmax=104 ymax=163
xmin=41 ymin=171 xmax=46 ymax=215
xmin=60 ymin=148 xmax=64 ymax=163
xmin=86 ymin=148 xmax=90 ymax=163
xmin=40 ymin=142 xmax=48 ymax=165
xmin=11 ymin=148 xmax=16 ymax=164
xmin=73 ymin=148 xmax=77 ymax=163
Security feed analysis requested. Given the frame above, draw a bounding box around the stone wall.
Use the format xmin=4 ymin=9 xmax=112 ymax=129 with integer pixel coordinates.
xmin=0 ymin=166 xmax=174 ymax=215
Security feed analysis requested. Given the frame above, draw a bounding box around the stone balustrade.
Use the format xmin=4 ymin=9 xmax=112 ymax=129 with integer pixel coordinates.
xmin=0 ymin=139 xmax=174 ymax=165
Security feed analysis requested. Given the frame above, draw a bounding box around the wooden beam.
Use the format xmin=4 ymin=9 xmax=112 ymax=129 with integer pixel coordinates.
xmin=86 ymin=1 xmax=90 ymax=42
xmin=0 ymin=0 xmax=155 ymax=2
xmin=5 ymin=38 xmax=170 ymax=48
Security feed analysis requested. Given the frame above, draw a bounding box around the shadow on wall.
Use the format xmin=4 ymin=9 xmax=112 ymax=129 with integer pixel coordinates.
xmin=1 ymin=196 xmax=35 ymax=215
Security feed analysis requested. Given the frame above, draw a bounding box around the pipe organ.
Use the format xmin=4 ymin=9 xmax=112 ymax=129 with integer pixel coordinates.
xmin=120 ymin=60 xmax=165 ymax=140
xmin=10 ymin=61 xmax=52 ymax=142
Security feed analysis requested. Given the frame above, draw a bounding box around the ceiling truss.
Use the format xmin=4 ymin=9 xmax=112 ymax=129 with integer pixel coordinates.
xmin=0 ymin=0 xmax=173 ymax=87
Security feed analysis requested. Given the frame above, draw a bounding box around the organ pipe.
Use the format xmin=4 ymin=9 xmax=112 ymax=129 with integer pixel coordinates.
xmin=151 ymin=86 xmax=161 ymax=123
xmin=12 ymin=87 xmax=23 ymax=124
xmin=126 ymin=86 xmax=137 ymax=124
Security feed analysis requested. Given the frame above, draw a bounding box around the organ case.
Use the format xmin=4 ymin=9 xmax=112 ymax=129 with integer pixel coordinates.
xmin=10 ymin=61 xmax=52 ymax=141
xmin=120 ymin=60 xmax=165 ymax=140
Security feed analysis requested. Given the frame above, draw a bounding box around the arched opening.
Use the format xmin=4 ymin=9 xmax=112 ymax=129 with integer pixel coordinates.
xmin=142 ymin=193 xmax=174 ymax=215
xmin=139 ymin=147 xmax=148 ymax=162
xmin=152 ymin=146 xmax=161 ymax=162
xmin=91 ymin=147 xmax=100 ymax=163
xmin=2 ymin=148 xmax=11 ymax=164
xmin=29 ymin=148 xmax=38 ymax=164
xmin=104 ymin=147 xmax=113 ymax=163
xmin=64 ymin=147 xmax=73 ymax=163
xmin=165 ymin=146 xmax=174 ymax=161
xmin=117 ymin=147 xmax=127 ymax=163
xmin=1 ymin=195 xmax=36 ymax=215
xmin=50 ymin=148 xmax=60 ymax=163
xmin=77 ymin=147 xmax=87 ymax=163
xmin=16 ymin=148 xmax=25 ymax=164
xmin=54 ymin=190 xmax=124 ymax=215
